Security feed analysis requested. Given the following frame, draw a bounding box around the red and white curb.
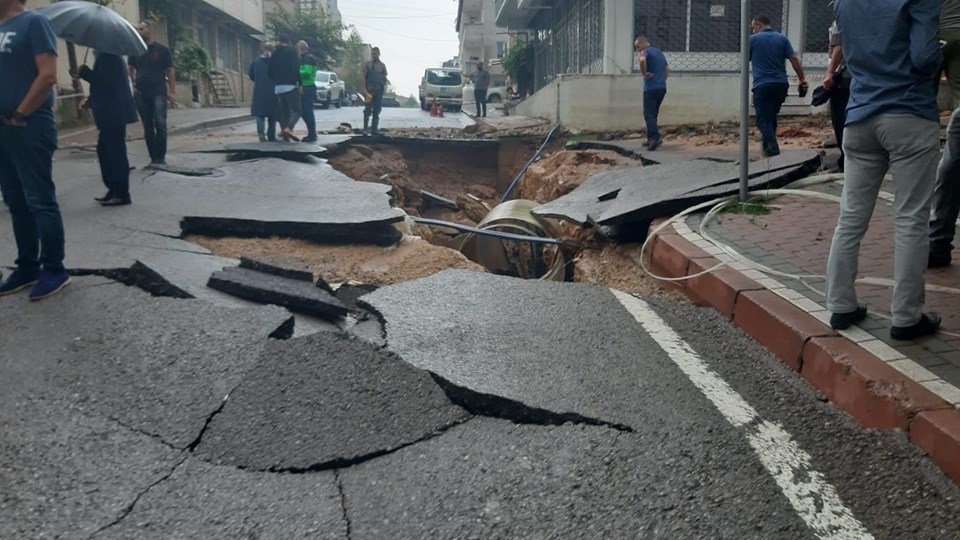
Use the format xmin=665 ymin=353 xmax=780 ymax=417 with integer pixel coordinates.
xmin=646 ymin=217 xmax=960 ymax=485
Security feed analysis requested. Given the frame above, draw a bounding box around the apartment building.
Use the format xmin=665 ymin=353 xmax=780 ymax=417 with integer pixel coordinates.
xmin=292 ymin=0 xmax=341 ymax=22
xmin=25 ymin=0 xmax=140 ymax=124
xmin=456 ymin=0 xmax=507 ymax=87
xmin=496 ymin=0 xmax=834 ymax=129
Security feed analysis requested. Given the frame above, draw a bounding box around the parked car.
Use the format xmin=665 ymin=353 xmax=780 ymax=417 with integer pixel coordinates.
xmin=485 ymin=86 xmax=507 ymax=103
xmin=462 ymin=84 xmax=507 ymax=106
xmin=381 ymin=96 xmax=400 ymax=107
xmin=314 ymin=71 xmax=345 ymax=109
xmin=419 ymin=68 xmax=464 ymax=111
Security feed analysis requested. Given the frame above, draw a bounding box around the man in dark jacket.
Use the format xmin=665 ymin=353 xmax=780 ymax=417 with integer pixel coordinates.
xmin=78 ymin=52 xmax=138 ymax=206
xmin=249 ymin=42 xmax=278 ymax=142
xmin=268 ymin=36 xmax=302 ymax=141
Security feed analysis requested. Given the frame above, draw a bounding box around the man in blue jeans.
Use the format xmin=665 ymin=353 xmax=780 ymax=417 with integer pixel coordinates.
xmin=635 ymin=36 xmax=668 ymax=150
xmin=128 ymin=20 xmax=174 ymax=167
xmin=749 ymin=15 xmax=807 ymax=157
xmin=826 ymin=0 xmax=942 ymax=340
xmin=0 ymin=0 xmax=70 ymax=300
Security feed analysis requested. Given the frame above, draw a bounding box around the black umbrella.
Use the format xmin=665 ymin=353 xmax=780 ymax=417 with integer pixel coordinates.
xmin=35 ymin=1 xmax=147 ymax=57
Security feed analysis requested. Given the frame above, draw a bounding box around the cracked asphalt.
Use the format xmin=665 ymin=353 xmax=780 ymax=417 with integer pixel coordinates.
xmin=2 ymin=114 xmax=960 ymax=538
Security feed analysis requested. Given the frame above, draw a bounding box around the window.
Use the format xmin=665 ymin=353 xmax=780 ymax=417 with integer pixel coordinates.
xmin=330 ymin=74 xmax=338 ymax=83
xmin=315 ymin=72 xmax=330 ymax=83
xmin=497 ymin=41 xmax=508 ymax=58
xmin=426 ymin=69 xmax=462 ymax=86
xmin=804 ymin=0 xmax=834 ymax=54
xmin=634 ymin=0 xmax=784 ymax=53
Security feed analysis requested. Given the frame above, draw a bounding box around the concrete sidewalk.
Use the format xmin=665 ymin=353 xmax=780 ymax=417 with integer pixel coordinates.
xmin=647 ymin=175 xmax=960 ymax=485
xmin=58 ymin=106 xmax=249 ymax=147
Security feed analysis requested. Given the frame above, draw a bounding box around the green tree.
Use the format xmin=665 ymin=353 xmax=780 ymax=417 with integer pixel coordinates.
xmin=502 ymin=40 xmax=535 ymax=96
xmin=338 ymin=28 xmax=365 ymax=95
xmin=266 ymin=3 xmax=345 ymax=69
xmin=401 ymin=95 xmax=419 ymax=108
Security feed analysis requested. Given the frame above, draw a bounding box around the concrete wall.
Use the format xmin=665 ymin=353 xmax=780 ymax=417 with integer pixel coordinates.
xmin=515 ymin=73 xmax=750 ymax=131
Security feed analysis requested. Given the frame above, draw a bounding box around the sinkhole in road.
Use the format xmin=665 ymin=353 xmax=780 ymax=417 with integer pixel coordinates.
xmin=327 ymin=135 xmax=570 ymax=280
xmin=188 ymin=134 xmax=681 ymax=299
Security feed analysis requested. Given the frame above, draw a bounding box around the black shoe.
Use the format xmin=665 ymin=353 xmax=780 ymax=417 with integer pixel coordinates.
xmin=94 ymin=191 xmax=114 ymax=202
xmin=647 ymin=137 xmax=663 ymax=151
xmin=929 ymin=251 xmax=952 ymax=268
xmin=829 ymin=304 xmax=867 ymax=330
xmin=100 ymin=197 xmax=132 ymax=206
xmin=890 ymin=313 xmax=941 ymax=341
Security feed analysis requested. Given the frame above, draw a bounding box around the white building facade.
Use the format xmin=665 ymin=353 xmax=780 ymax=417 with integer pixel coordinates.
xmin=496 ymin=0 xmax=833 ymax=130
xmin=457 ymin=0 xmax=509 ymax=88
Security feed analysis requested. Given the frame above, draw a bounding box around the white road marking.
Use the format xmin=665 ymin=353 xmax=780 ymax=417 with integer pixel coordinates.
xmin=611 ymin=290 xmax=873 ymax=539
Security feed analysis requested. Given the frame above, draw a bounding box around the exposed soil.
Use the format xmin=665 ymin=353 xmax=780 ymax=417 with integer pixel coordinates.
xmin=516 ymin=150 xmax=640 ymax=203
xmin=191 ymin=116 xmax=830 ymax=298
xmin=187 ymin=235 xmax=487 ymax=286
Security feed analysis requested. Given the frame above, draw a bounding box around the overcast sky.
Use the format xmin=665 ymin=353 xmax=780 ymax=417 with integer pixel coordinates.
xmin=338 ymin=0 xmax=461 ymax=98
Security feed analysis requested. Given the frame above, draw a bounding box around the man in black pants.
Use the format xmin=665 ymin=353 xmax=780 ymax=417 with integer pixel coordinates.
xmin=749 ymin=15 xmax=806 ymax=157
xmin=823 ymin=21 xmax=850 ymax=172
xmin=297 ymin=40 xmax=318 ymax=143
xmin=128 ymin=20 xmax=174 ymax=167
xmin=473 ymin=61 xmax=489 ymax=117
xmin=269 ymin=36 xmax=302 ymax=142
xmin=78 ymin=52 xmax=138 ymax=206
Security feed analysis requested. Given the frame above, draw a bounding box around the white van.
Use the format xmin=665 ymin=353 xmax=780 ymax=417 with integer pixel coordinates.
xmin=419 ymin=68 xmax=464 ymax=111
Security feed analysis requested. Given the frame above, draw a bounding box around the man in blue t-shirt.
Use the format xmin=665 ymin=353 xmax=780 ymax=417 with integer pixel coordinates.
xmin=0 ymin=0 xmax=71 ymax=301
xmin=636 ymin=36 xmax=669 ymax=150
xmin=749 ymin=15 xmax=807 ymax=157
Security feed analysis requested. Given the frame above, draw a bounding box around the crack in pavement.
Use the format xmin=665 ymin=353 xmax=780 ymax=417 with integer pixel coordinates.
xmin=430 ymin=374 xmax=634 ymax=433
xmin=262 ymin=415 xmax=477 ymax=475
xmin=187 ymin=391 xmax=233 ymax=452
xmin=355 ymin=299 xmax=629 ymax=432
xmin=87 ymin=454 xmax=189 ymax=539
xmin=105 ymin=415 xmax=182 ymax=452
xmin=333 ymin=470 xmax=352 ymax=540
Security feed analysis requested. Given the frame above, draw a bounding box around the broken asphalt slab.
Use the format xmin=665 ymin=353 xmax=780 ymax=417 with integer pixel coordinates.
xmin=533 ymin=150 xmax=821 ymax=226
xmin=95 ymin=458 xmax=347 ymax=539
xmin=167 ymin=159 xmax=402 ymax=245
xmin=208 ymin=266 xmax=347 ymax=320
xmin=339 ymin=417 xmax=810 ymax=538
xmin=9 ymin=279 xmax=294 ymax=449
xmin=195 ymin=331 xmax=469 ymax=471
xmin=360 ymin=270 xmax=718 ymax=431
xmin=0 ymin=397 xmax=186 ymax=539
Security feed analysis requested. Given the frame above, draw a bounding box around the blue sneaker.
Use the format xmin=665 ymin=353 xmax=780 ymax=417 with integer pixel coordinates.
xmin=0 ymin=269 xmax=39 ymax=296
xmin=28 ymin=271 xmax=71 ymax=301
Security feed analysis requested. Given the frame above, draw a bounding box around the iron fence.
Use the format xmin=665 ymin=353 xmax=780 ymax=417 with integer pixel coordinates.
xmin=532 ymin=0 xmax=605 ymax=92
xmin=633 ymin=0 xmax=787 ymax=72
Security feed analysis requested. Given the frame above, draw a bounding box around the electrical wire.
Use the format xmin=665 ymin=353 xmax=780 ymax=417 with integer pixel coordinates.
xmin=499 ymin=124 xmax=562 ymax=203
xmin=411 ymin=217 xmax=568 ymax=245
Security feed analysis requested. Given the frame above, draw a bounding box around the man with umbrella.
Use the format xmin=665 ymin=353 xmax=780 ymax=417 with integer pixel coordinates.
xmin=128 ymin=20 xmax=175 ymax=167
xmin=0 ymin=0 xmax=71 ymax=300
xmin=77 ymin=50 xmax=138 ymax=206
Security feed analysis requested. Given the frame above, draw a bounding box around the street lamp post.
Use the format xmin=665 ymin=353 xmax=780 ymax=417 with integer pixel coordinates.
xmin=739 ymin=0 xmax=751 ymax=203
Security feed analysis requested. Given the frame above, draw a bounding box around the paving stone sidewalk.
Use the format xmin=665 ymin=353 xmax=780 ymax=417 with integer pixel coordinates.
xmin=58 ymin=106 xmax=248 ymax=147
xmin=687 ymin=178 xmax=960 ymax=398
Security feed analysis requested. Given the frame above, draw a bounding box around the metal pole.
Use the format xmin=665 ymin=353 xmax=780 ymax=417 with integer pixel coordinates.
xmin=739 ymin=0 xmax=751 ymax=203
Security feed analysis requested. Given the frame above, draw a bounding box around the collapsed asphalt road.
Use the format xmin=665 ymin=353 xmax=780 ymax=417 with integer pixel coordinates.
xmin=2 ymin=271 xmax=960 ymax=538
xmin=2 ymin=112 xmax=960 ymax=538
